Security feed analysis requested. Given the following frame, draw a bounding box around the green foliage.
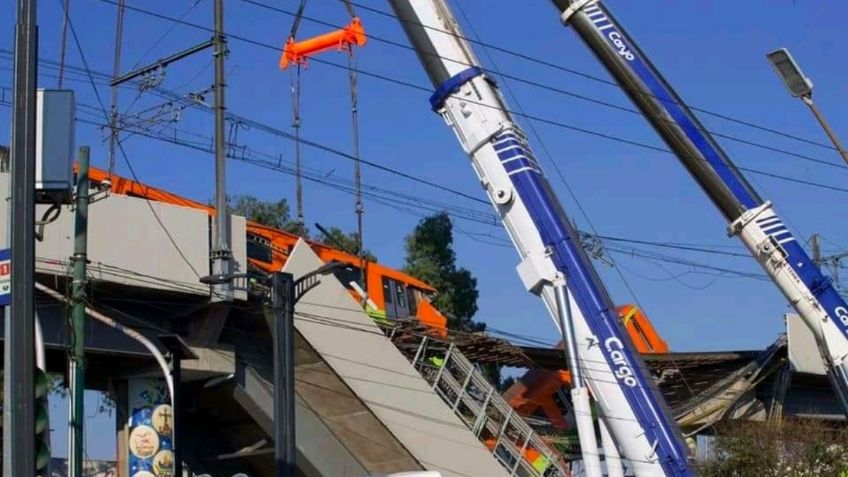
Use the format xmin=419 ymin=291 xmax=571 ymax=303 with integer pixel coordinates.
xmin=319 ymin=226 xmax=377 ymax=262
xmin=227 ymin=195 xmax=305 ymax=235
xmin=403 ymin=212 xmax=502 ymax=385
xmin=403 ymin=212 xmax=482 ymax=332
xmin=698 ymin=419 xmax=848 ymax=476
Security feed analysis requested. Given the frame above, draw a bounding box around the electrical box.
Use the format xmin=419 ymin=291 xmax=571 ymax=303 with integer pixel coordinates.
xmin=36 ymin=89 xmax=75 ymax=204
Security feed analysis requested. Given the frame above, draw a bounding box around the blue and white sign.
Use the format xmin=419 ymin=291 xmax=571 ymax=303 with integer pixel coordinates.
xmin=0 ymin=248 xmax=10 ymax=306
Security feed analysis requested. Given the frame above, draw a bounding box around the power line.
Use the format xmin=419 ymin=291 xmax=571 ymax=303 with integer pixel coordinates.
xmin=90 ymin=1 xmax=848 ymax=198
xmin=88 ymin=113 xmax=773 ymax=289
xmin=76 ymin=113 xmax=500 ymax=225
xmin=0 ymin=49 xmax=493 ymax=208
xmin=3 ymin=5 xmax=831 ymax=293
xmin=0 ymin=94 xmax=803 ymax=291
xmin=240 ymin=0 xmax=845 ymax=170
xmin=0 ymin=88 xmax=817 ymax=290
xmin=592 ymin=233 xmax=750 ymax=258
xmin=55 ymin=5 xmax=203 ymax=278
xmin=341 ymin=0 xmax=840 ymax=154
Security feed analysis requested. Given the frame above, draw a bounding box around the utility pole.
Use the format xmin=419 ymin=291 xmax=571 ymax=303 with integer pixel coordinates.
xmin=107 ymin=0 xmax=125 ymax=176
xmin=211 ymin=0 xmax=232 ymax=301
xmin=69 ymin=146 xmax=90 ymax=477
xmin=5 ymin=0 xmax=38 ymax=475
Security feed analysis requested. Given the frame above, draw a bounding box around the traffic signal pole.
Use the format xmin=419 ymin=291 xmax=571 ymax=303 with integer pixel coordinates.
xmin=5 ymin=0 xmax=38 ymax=475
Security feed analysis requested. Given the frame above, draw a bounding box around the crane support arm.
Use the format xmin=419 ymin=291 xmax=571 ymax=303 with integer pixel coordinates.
xmin=551 ymin=0 xmax=848 ymax=415
xmin=388 ymin=1 xmax=693 ymax=475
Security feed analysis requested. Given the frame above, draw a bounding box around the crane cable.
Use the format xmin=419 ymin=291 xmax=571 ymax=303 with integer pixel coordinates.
xmin=348 ymin=43 xmax=366 ymax=298
xmin=342 ymin=0 xmax=367 ymax=295
xmin=288 ymin=0 xmax=308 ymax=236
xmin=291 ymin=63 xmax=304 ymax=235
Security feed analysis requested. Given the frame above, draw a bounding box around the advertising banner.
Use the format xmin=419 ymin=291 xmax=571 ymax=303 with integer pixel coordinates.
xmin=127 ymin=378 xmax=174 ymax=477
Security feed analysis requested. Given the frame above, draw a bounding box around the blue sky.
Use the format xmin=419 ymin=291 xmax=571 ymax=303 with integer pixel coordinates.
xmin=4 ymin=0 xmax=848 ymax=459
xmin=4 ymin=0 xmax=848 ymax=350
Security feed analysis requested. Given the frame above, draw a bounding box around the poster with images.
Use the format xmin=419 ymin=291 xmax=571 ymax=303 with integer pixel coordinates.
xmin=128 ymin=378 xmax=175 ymax=477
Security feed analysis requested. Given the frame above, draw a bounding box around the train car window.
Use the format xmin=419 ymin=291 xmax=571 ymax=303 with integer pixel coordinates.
xmin=332 ymin=264 xmax=364 ymax=290
xmin=382 ymin=277 xmax=393 ymax=304
xmin=246 ymin=235 xmax=273 ymax=263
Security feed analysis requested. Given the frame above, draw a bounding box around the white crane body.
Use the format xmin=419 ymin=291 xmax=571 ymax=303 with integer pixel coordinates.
xmin=387 ymin=1 xmax=693 ymax=475
xmin=551 ymin=0 xmax=848 ymax=416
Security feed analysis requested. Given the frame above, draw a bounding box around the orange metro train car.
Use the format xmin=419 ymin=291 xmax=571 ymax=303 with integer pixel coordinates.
xmin=85 ymin=166 xmax=449 ymax=337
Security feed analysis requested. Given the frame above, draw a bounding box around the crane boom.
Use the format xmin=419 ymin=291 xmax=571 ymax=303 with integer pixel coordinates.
xmin=550 ymin=0 xmax=848 ymax=415
xmin=387 ymin=1 xmax=693 ymax=475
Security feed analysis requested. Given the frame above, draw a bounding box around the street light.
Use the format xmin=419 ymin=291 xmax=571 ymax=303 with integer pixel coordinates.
xmin=767 ymin=48 xmax=848 ymax=165
xmin=200 ymin=260 xmax=349 ymax=477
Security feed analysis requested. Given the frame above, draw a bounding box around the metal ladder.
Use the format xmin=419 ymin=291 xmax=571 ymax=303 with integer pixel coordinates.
xmin=398 ymin=334 xmax=569 ymax=477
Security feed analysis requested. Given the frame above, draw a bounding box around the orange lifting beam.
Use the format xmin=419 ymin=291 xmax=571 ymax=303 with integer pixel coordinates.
xmin=279 ymin=18 xmax=367 ymax=70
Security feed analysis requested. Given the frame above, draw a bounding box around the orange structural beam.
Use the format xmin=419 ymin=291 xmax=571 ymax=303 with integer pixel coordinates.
xmin=279 ymin=18 xmax=367 ymax=70
xmin=617 ymin=304 xmax=669 ymax=353
xmin=505 ymin=304 xmax=670 ymax=431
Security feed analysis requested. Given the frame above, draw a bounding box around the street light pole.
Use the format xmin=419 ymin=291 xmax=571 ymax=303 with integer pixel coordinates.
xmin=271 ymin=272 xmax=296 ymax=477
xmin=767 ymin=48 xmax=848 ymax=166
xmin=801 ymin=95 xmax=848 ymax=165
xmin=200 ymin=261 xmax=349 ymax=477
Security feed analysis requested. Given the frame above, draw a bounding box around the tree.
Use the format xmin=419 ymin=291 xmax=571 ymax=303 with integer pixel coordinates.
xmin=402 ymin=213 xmax=500 ymax=383
xmin=698 ymin=419 xmax=848 ymax=476
xmin=318 ymin=226 xmax=377 ymax=262
xmin=227 ymin=195 xmax=371 ymax=259
xmin=403 ymin=212 xmax=482 ymax=332
xmin=227 ymin=195 xmax=305 ymax=236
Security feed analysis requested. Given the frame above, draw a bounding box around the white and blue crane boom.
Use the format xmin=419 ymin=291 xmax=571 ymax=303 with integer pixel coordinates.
xmin=387 ymin=1 xmax=693 ymax=476
xmin=549 ymin=0 xmax=848 ymax=417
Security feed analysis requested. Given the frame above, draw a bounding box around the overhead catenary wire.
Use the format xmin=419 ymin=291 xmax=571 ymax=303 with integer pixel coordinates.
xmin=0 ymin=89 xmax=776 ymax=278
xmin=12 ymin=12 xmax=841 ymax=206
xmin=94 ymin=112 xmax=771 ymax=289
xmin=239 ymin=0 xmax=848 ymax=170
xmin=0 ymin=46 xmax=492 ymax=206
xmin=0 ymin=3 xmax=824 ymax=290
xmin=339 ymin=0 xmax=839 ymax=153
xmin=89 ymin=1 xmax=848 ymax=200
xmin=0 ymin=91 xmax=802 ymax=286
xmin=49 ymin=9 xmax=203 ymax=278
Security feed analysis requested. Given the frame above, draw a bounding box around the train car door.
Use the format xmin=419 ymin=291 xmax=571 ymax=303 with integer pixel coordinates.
xmin=381 ymin=277 xmax=409 ymax=320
